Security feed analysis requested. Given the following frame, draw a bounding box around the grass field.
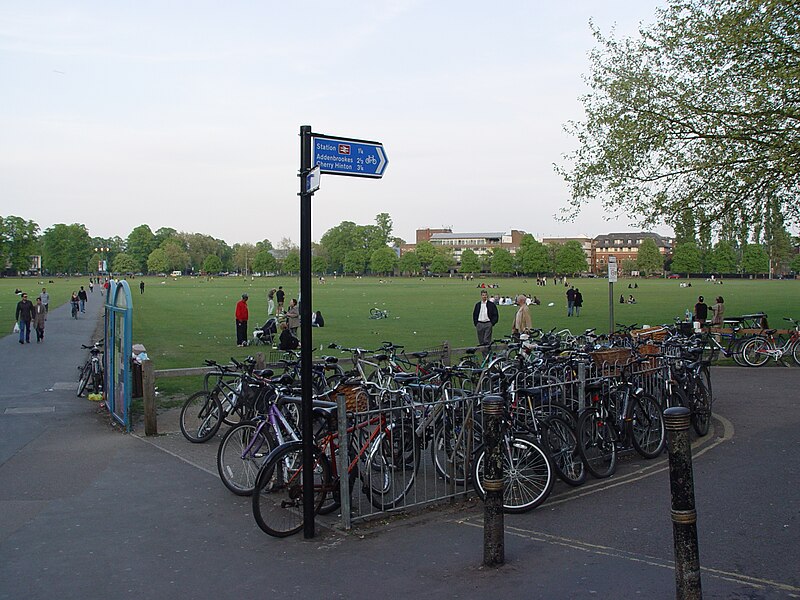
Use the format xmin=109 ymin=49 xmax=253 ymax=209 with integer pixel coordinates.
xmin=4 ymin=274 xmax=798 ymax=397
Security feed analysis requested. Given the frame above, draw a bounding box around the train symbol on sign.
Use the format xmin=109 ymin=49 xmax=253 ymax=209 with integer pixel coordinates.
xmin=338 ymin=144 xmax=351 ymax=155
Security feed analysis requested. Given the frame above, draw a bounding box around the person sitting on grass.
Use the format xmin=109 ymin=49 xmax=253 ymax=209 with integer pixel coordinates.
xmin=278 ymin=321 xmax=300 ymax=351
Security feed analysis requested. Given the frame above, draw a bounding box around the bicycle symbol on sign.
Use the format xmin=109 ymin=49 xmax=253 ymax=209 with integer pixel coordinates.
xmin=365 ymin=155 xmax=377 ymax=165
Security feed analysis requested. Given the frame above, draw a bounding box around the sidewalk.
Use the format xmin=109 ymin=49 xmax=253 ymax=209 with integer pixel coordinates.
xmin=1 ymin=295 xmax=799 ymax=599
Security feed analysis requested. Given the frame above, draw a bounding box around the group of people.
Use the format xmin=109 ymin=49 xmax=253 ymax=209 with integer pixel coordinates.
xmin=693 ymin=295 xmax=725 ymax=326
xmin=473 ymin=290 xmax=537 ymax=345
xmin=235 ymin=287 xmax=324 ymax=350
xmin=620 ymin=294 xmax=637 ymax=304
xmin=14 ymin=285 xmax=84 ymax=344
xmin=565 ymin=287 xmax=584 ymax=316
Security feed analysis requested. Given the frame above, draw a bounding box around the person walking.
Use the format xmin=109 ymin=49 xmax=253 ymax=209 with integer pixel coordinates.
xmin=235 ymin=293 xmax=249 ymax=346
xmin=140 ymin=280 xmax=145 ymax=295
xmin=70 ymin=292 xmax=80 ymax=318
xmin=472 ymin=289 xmax=499 ymax=348
xmin=574 ymin=288 xmax=583 ymax=317
xmin=512 ymin=294 xmax=532 ymax=338
xmin=694 ymin=295 xmax=709 ymax=326
xmin=78 ymin=286 xmax=88 ymax=313
xmin=267 ymin=288 xmax=276 ymax=316
xmin=710 ymin=296 xmax=725 ymax=326
xmin=566 ymin=286 xmax=576 ymax=317
xmin=286 ymin=299 xmax=300 ymax=336
xmin=15 ymin=292 xmax=35 ymax=344
xmin=275 ymin=286 xmax=285 ymax=313
xmin=89 ymin=280 xmax=94 ymax=294
xmin=39 ymin=287 xmax=49 ymax=314
xmin=33 ymin=297 xmax=47 ymax=342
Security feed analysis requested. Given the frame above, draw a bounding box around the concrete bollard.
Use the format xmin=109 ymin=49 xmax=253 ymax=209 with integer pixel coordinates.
xmin=482 ymin=395 xmax=505 ymax=567
xmin=664 ymin=406 xmax=702 ymax=599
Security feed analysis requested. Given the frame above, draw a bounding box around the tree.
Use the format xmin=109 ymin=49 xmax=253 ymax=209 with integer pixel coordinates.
xmin=282 ymin=249 xmax=300 ymax=274
xmin=398 ymin=251 xmax=421 ymax=276
xmin=490 ymin=248 xmax=514 ymax=274
xmin=516 ymin=235 xmax=550 ymax=274
xmin=621 ymin=259 xmax=637 ymax=276
xmin=369 ymin=246 xmax=398 ymax=275
xmin=147 ymin=248 xmax=169 ymax=274
xmin=555 ymin=241 xmax=588 ymax=275
xmin=161 ymin=240 xmax=190 ymax=272
xmin=558 ymin=0 xmax=800 ymax=234
xmin=344 ymin=249 xmax=367 ymax=275
xmin=1 ymin=216 xmax=40 ymax=273
xmin=636 ymin=238 xmax=663 ymax=276
xmin=429 ymin=249 xmax=453 ymax=274
xmin=232 ymin=243 xmax=257 ymax=274
xmin=311 ymin=255 xmax=328 ymax=275
xmin=741 ymin=243 xmax=769 ymax=274
xmin=113 ymin=253 xmax=140 ymax=274
xmin=790 ymin=254 xmax=800 ymax=274
xmin=40 ymin=223 xmax=91 ymax=274
xmin=319 ymin=221 xmax=359 ymax=273
xmin=251 ymin=249 xmax=277 ymax=274
xmin=126 ymin=225 xmax=157 ymax=272
xmin=415 ymin=241 xmax=437 ymax=272
xmin=670 ymin=241 xmax=702 ymax=274
xmin=707 ymin=240 xmax=738 ymax=274
xmin=203 ymin=254 xmax=223 ymax=274
xmin=374 ymin=212 xmax=393 ymax=247
xmin=459 ymin=248 xmax=481 ymax=274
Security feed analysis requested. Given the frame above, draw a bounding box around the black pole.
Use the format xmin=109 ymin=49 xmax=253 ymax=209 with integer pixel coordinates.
xmin=299 ymin=125 xmax=315 ymax=539
xmin=482 ymin=395 xmax=505 ymax=566
xmin=664 ymin=406 xmax=703 ymax=599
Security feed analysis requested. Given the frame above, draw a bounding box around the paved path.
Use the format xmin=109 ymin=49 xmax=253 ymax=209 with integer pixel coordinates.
xmin=1 ymin=297 xmax=798 ymax=599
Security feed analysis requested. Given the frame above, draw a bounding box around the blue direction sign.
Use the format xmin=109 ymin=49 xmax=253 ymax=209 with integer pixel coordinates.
xmin=312 ymin=135 xmax=388 ymax=178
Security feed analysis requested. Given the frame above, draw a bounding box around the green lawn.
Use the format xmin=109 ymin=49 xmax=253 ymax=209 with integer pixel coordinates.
xmin=4 ymin=274 xmax=798 ymax=398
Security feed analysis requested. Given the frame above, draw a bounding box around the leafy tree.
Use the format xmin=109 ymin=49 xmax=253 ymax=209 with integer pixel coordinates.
xmin=555 ymin=241 xmax=588 ymax=275
xmin=113 ymin=253 xmax=140 ymax=274
xmin=311 ymin=255 xmax=328 ymax=275
xmin=790 ymin=254 xmax=800 ymax=274
xmin=126 ymin=225 xmax=157 ymax=272
xmin=255 ymin=238 xmax=274 ymax=251
xmin=558 ymin=0 xmax=800 ymax=233
xmin=147 ymin=248 xmax=169 ymax=274
xmin=459 ymin=248 xmax=481 ymax=274
xmin=203 ymin=254 xmax=223 ymax=274
xmin=516 ymin=235 xmax=550 ymax=274
xmin=40 ymin=223 xmax=91 ymax=274
xmin=319 ymin=221 xmax=359 ymax=273
xmin=1 ymin=216 xmax=40 ymax=272
xmin=278 ymin=237 xmax=298 ymax=250
xmin=252 ymin=249 xmax=277 ymax=274
xmin=398 ymin=251 xmax=421 ymax=276
xmin=283 ymin=249 xmax=301 ymax=274
xmin=429 ymin=249 xmax=453 ymax=274
xmin=232 ymin=243 xmax=257 ymax=274
xmin=636 ymin=238 xmax=663 ymax=276
xmin=374 ymin=212 xmax=393 ymax=247
xmin=162 ymin=240 xmax=190 ymax=272
xmin=177 ymin=232 xmax=229 ymax=271
xmin=621 ymin=259 xmax=637 ymax=276
xmin=369 ymin=246 xmax=398 ymax=275
xmin=670 ymin=241 xmax=702 ymax=274
xmin=707 ymin=240 xmax=738 ymax=274
xmin=490 ymin=248 xmax=514 ymax=274
xmin=741 ymin=243 xmax=769 ymax=274
xmin=344 ymin=249 xmax=367 ymax=275
xmin=415 ymin=241 xmax=437 ymax=272
xmin=154 ymin=227 xmax=178 ymax=247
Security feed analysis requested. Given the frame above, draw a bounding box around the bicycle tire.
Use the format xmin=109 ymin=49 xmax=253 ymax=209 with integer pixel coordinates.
xmin=690 ymin=381 xmax=712 ymax=437
xmin=629 ymin=393 xmax=666 ymax=458
xmin=179 ymin=391 xmax=223 ymax=443
xmin=217 ymin=421 xmax=276 ymax=496
xmin=731 ymin=338 xmax=750 ymax=366
xmin=431 ymin=411 xmax=474 ymax=486
xmin=577 ymin=407 xmax=617 ymax=479
xmin=791 ymin=339 xmax=800 ymax=367
xmin=742 ymin=337 xmax=772 ymax=367
xmin=472 ymin=434 xmax=554 ymax=513
xmin=252 ymin=442 xmax=330 ymax=538
xmin=77 ymin=363 xmax=92 ymax=397
xmin=543 ymin=415 xmax=586 ymax=486
xmin=363 ymin=421 xmax=420 ymax=510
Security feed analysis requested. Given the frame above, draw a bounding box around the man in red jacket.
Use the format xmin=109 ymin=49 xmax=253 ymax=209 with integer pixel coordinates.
xmin=235 ymin=293 xmax=249 ymax=346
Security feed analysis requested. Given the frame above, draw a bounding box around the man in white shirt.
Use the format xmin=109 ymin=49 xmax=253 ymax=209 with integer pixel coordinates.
xmin=472 ymin=290 xmax=499 ymax=347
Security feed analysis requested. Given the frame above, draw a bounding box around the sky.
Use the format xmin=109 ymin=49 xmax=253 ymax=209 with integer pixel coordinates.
xmin=0 ymin=0 xmax=672 ymax=247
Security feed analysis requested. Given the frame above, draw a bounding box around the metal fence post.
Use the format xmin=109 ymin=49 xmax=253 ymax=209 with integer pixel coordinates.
xmin=142 ymin=360 xmax=157 ymax=436
xmin=664 ymin=406 xmax=703 ymax=600
xmin=336 ymin=393 xmax=351 ymax=531
xmin=482 ymin=395 xmax=504 ymax=567
xmin=577 ymin=360 xmax=586 ymax=413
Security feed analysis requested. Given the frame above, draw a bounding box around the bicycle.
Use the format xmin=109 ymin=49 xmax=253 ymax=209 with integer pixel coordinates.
xmin=77 ymin=340 xmax=104 ymax=397
xmin=740 ymin=318 xmax=800 ymax=367
xmin=369 ymin=307 xmax=388 ymax=319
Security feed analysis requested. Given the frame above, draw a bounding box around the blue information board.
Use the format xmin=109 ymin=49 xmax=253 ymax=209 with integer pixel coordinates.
xmin=312 ymin=136 xmax=388 ymax=178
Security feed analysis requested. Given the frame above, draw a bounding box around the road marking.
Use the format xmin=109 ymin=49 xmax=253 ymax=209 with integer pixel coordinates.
xmin=51 ymin=382 xmax=77 ymax=390
xmin=4 ymin=406 xmax=56 ymax=414
xmin=456 ymin=520 xmax=800 ymax=595
xmin=132 ymin=434 xmax=219 ymax=478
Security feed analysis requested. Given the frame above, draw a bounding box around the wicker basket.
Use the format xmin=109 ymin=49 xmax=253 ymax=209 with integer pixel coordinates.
xmin=334 ymin=384 xmax=369 ymax=413
xmin=637 ymin=343 xmax=660 ymax=369
xmin=589 ymin=348 xmax=632 ymax=375
xmin=631 ymin=326 xmax=668 ymax=341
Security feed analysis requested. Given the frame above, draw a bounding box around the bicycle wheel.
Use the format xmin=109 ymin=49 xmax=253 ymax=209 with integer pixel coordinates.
xmin=629 ymin=393 xmax=666 ymax=458
xmin=252 ymin=443 xmax=330 ymax=538
xmin=577 ymin=407 xmax=617 ymax=479
xmin=472 ymin=434 xmax=554 ymax=513
xmin=791 ymin=339 xmax=800 ymax=367
xmin=431 ymin=410 xmax=473 ymax=486
xmin=690 ymin=381 xmax=712 ymax=437
xmin=362 ymin=421 xmax=420 ymax=510
xmin=731 ymin=338 xmax=750 ymax=366
xmin=742 ymin=337 xmax=772 ymax=367
xmin=369 ymin=307 xmax=382 ymax=319
xmin=217 ymin=421 xmax=276 ymax=496
xmin=543 ymin=415 xmax=586 ymax=486
xmin=179 ymin=391 xmax=223 ymax=443
xmin=77 ymin=363 xmax=91 ymax=397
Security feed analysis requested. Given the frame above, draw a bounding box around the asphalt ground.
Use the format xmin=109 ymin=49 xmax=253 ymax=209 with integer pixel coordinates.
xmin=0 ymin=298 xmax=798 ymax=599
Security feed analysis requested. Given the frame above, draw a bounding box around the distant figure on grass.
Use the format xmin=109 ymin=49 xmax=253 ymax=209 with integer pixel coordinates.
xmin=276 ymin=286 xmax=285 ymax=312
xmin=311 ymin=311 xmax=325 ymax=327
xmin=235 ymin=293 xmax=249 ymax=346
xmin=512 ymin=294 xmax=532 ymax=339
xmin=574 ymin=289 xmax=583 ymax=316
xmin=620 ymin=294 xmax=625 ymax=304
xmin=15 ymin=292 xmax=34 ymax=344
xmin=78 ymin=286 xmax=88 ymax=313
xmin=39 ymin=287 xmax=49 ymax=313
xmin=473 ymin=289 xmax=499 ymax=348
xmin=140 ymin=281 xmax=145 ymax=294
xmin=566 ymin=286 xmax=576 ymax=317
xmin=267 ymin=288 xmax=276 ymax=315
xmin=694 ymin=295 xmax=709 ymax=326
xmin=628 ymin=295 xmax=637 ymax=304
xmin=278 ymin=321 xmax=300 ymax=351
xmin=711 ymin=296 xmax=725 ymax=326
xmin=286 ymin=299 xmax=300 ymax=336
xmin=33 ymin=297 xmax=46 ymax=342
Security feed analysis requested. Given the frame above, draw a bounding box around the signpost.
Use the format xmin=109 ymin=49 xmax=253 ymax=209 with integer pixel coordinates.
xmin=299 ymin=127 xmax=387 ymax=538
xmin=608 ymin=256 xmax=617 ymax=334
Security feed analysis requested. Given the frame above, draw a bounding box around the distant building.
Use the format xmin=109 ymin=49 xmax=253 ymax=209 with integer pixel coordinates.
xmin=541 ymin=236 xmax=593 ymax=266
xmin=404 ymin=228 xmax=526 ymax=264
xmin=592 ymin=232 xmax=673 ymax=274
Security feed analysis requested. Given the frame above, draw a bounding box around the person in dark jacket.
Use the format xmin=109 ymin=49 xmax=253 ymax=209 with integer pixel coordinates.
xmin=15 ymin=292 xmax=35 ymax=344
xmin=33 ymin=297 xmax=47 ymax=342
xmin=694 ymin=296 xmax=709 ymax=326
xmin=78 ymin=286 xmax=88 ymax=313
xmin=473 ymin=290 xmax=499 ymax=347
xmin=574 ymin=289 xmax=583 ymax=317
xmin=278 ymin=321 xmax=300 ymax=350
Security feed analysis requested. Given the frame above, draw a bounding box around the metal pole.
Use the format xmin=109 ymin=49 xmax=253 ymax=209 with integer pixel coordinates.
xmin=609 ymin=280 xmax=614 ymax=335
xmin=482 ymin=395 xmax=504 ymax=567
xmin=299 ymin=125 xmax=315 ymax=539
xmin=664 ymin=406 xmax=703 ymax=599
xmin=336 ymin=393 xmax=351 ymax=530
